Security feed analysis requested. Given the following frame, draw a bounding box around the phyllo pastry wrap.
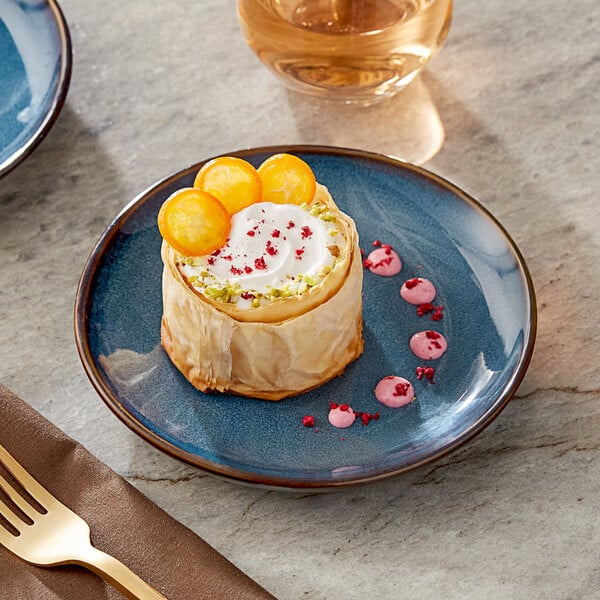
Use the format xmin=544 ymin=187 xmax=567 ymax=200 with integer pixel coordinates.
xmin=158 ymin=155 xmax=363 ymax=400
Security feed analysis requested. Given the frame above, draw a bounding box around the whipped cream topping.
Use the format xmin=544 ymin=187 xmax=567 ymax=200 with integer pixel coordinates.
xmin=178 ymin=202 xmax=342 ymax=308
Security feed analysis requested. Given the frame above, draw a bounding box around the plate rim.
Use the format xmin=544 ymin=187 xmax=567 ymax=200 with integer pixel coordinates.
xmin=74 ymin=144 xmax=538 ymax=489
xmin=0 ymin=0 xmax=73 ymax=178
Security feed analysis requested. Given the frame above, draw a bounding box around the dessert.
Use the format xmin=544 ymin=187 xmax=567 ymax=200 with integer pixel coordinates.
xmin=158 ymin=154 xmax=364 ymax=401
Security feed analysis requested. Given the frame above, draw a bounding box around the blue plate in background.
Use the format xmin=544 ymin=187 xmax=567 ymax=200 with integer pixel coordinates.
xmin=75 ymin=146 xmax=537 ymax=489
xmin=0 ymin=0 xmax=71 ymax=177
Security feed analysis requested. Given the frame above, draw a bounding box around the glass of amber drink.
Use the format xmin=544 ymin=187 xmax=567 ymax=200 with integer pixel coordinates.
xmin=238 ymin=0 xmax=452 ymax=106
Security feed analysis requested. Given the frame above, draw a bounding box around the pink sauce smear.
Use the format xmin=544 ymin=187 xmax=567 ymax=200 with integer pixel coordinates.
xmin=374 ymin=376 xmax=415 ymax=408
xmin=409 ymin=330 xmax=448 ymax=360
xmin=400 ymin=277 xmax=436 ymax=305
xmin=365 ymin=246 xmax=402 ymax=276
xmin=328 ymin=404 xmax=356 ymax=428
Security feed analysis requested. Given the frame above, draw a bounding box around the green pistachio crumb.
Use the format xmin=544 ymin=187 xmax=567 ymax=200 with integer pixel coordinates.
xmin=203 ymin=281 xmax=242 ymax=303
xmin=204 ymin=286 xmax=225 ymax=299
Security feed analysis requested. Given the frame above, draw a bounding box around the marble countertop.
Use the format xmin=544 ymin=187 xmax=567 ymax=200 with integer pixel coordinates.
xmin=1 ymin=0 xmax=599 ymax=598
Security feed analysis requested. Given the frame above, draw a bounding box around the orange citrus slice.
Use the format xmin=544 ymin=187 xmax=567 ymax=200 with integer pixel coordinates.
xmin=193 ymin=156 xmax=262 ymax=215
xmin=257 ymin=153 xmax=316 ymax=205
xmin=157 ymin=188 xmax=230 ymax=256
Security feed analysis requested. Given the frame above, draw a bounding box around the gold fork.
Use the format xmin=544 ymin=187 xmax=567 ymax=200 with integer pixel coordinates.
xmin=0 ymin=442 xmax=167 ymax=599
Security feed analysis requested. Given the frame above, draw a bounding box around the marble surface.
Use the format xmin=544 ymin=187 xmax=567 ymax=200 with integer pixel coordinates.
xmin=1 ymin=0 xmax=599 ymax=598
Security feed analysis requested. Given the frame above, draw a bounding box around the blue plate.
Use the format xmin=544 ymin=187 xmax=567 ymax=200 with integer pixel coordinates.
xmin=0 ymin=0 xmax=71 ymax=177
xmin=75 ymin=146 xmax=537 ymax=489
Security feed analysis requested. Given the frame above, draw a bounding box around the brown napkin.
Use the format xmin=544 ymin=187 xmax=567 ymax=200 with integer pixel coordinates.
xmin=0 ymin=385 xmax=277 ymax=600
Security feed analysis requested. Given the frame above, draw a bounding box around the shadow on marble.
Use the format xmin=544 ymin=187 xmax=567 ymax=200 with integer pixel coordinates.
xmin=283 ymin=74 xmax=446 ymax=165
xmin=0 ymin=102 xmax=124 ymax=407
xmin=0 ymin=103 xmax=123 ymax=240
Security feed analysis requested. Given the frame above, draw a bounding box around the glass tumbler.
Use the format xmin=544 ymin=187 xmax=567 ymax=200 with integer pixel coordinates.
xmin=238 ymin=0 xmax=452 ymax=106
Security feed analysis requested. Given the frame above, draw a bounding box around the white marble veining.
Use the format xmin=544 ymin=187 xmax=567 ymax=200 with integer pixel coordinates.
xmin=1 ymin=0 xmax=599 ymax=598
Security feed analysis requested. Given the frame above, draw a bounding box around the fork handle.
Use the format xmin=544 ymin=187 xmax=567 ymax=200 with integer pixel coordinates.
xmin=75 ymin=546 xmax=168 ymax=600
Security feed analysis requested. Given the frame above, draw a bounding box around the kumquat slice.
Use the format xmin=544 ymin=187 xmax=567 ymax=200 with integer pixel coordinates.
xmin=257 ymin=153 xmax=317 ymax=206
xmin=157 ymin=188 xmax=230 ymax=256
xmin=193 ymin=156 xmax=262 ymax=215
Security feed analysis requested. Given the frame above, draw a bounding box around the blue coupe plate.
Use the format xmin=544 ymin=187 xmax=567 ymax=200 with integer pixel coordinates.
xmin=75 ymin=146 xmax=537 ymax=489
xmin=0 ymin=0 xmax=71 ymax=177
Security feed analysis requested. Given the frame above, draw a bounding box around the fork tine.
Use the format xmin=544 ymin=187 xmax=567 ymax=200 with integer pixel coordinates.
xmin=0 ymin=443 xmax=55 ymax=509
xmin=0 ymin=472 xmax=41 ymax=521
xmin=0 ymin=497 xmax=26 ymax=532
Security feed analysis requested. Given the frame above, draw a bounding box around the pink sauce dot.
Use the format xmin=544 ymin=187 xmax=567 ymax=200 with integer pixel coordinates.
xmin=366 ymin=247 xmax=402 ymax=276
xmin=400 ymin=278 xmax=436 ymax=305
xmin=409 ymin=330 xmax=448 ymax=360
xmin=328 ymin=406 xmax=356 ymax=428
xmin=374 ymin=376 xmax=415 ymax=408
